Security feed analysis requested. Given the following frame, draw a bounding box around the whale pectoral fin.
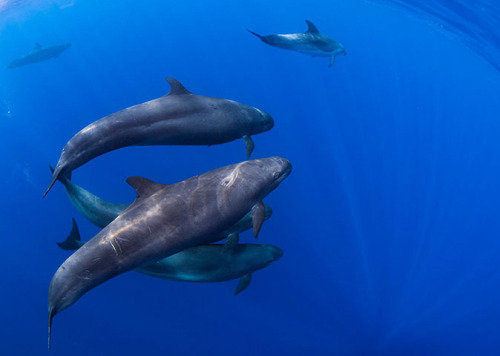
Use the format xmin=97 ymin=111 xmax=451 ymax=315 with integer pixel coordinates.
xmin=57 ymin=218 xmax=84 ymax=251
xmin=252 ymin=201 xmax=265 ymax=238
xmin=223 ymin=233 xmax=240 ymax=253
xmin=329 ymin=56 xmax=335 ymax=68
xmin=126 ymin=176 xmax=166 ymax=198
xmin=234 ymin=274 xmax=252 ymax=296
xmin=244 ymin=135 xmax=255 ymax=159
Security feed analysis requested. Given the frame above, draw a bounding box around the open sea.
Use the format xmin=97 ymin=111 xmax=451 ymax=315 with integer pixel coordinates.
xmin=1 ymin=0 xmax=500 ymax=355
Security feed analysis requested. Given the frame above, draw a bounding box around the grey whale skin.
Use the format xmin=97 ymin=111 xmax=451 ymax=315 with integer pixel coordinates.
xmin=44 ymin=77 xmax=274 ymax=197
xmin=248 ymin=20 xmax=346 ymax=67
xmin=7 ymin=43 xmax=71 ymax=69
xmin=48 ymin=157 xmax=291 ymax=348
xmin=50 ymin=165 xmax=272 ymax=231
xmin=59 ymin=219 xmax=282 ymax=295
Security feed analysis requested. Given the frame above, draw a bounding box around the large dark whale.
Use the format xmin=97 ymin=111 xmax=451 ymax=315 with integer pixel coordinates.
xmin=7 ymin=43 xmax=71 ymax=69
xmin=49 ymin=166 xmax=272 ymax=243
xmin=58 ymin=219 xmax=283 ymax=295
xmin=48 ymin=157 xmax=291 ymax=348
xmin=248 ymin=20 xmax=346 ymax=67
xmin=44 ymin=78 xmax=274 ymax=197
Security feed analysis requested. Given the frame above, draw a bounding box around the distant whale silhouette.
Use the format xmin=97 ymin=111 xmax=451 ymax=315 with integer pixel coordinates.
xmin=248 ymin=20 xmax=346 ymax=67
xmin=7 ymin=43 xmax=71 ymax=69
xmin=44 ymin=78 xmax=274 ymax=197
xmin=58 ymin=218 xmax=282 ymax=295
xmin=48 ymin=157 xmax=292 ymax=348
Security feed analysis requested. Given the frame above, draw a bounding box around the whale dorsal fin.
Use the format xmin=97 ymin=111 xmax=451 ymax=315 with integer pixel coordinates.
xmin=126 ymin=176 xmax=166 ymax=198
xmin=166 ymin=78 xmax=192 ymax=95
xmin=305 ymin=20 xmax=320 ymax=34
xmin=35 ymin=43 xmax=42 ymax=50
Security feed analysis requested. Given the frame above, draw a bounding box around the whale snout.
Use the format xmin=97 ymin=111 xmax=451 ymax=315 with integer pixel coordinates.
xmin=273 ymin=157 xmax=292 ymax=183
xmin=269 ymin=245 xmax=284 ymax=260
xmin=253 ymin=107 xmax=274 ymax=132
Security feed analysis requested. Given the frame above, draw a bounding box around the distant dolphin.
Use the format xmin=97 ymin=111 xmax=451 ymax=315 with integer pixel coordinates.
xmin=7 ymin=43 xmax=71 ymax=69
xmin=44 ymin=78 xmax=274 ymax=197
xmin=48 ymin=157 xmax=291 ymax=348
xmin=50 ymin=165 xmax=273 ymax=247
xmin=248 ymin=20 xmax=346 ymax=67
xmin=58 ymin=218 xmax=283 ymax=295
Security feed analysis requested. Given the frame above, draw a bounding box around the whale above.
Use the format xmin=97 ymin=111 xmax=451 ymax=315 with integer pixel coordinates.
xmin=58 ymin=218 xmax=283 ymax=295
xmin=7 ymin=43 xmax=71 ymax=69
xmin=48 ymin=157 xmax=292 ymax=348
xmin=44 ymin=78 xmax=274 ymax=197
xmin=248 ymin=20 xmax=346 ymax=67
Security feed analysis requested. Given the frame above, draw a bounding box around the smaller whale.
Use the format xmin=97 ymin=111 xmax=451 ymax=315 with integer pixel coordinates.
xmin=58 ymin=218 xmax=283 ymax=295
xmin=44 ymin=78 xmax=274 ymax=197
xmin=7 ymin=43 xmax=71 ymax=69
xmin=248 ymin=20 xmax=346 ymax=67
xmin=49 ymin=166 xmax=129 ymax=228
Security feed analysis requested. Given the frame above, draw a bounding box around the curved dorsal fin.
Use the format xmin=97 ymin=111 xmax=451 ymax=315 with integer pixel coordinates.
xmin=126 ymin=176 xmax=166 ymax=198
xmin=305 ymin=20 xmax=320 ymax=34
xmin=165 ymin=77 xmax=192 ymax=95
xmin=35 ymin=43 xmax=42 ymax=50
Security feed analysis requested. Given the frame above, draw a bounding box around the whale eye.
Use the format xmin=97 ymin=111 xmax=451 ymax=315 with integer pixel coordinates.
xmin=272 ymin=171 xmax=280 ymax=180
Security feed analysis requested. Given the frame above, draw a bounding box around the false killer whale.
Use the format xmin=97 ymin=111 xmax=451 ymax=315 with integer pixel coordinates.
xmin=58 ymin=219 xmax=282 ymax=295
xmin=49 ymin=165 xmax=272 ymax=246
xmin=7 ymin=43 xmax=71 ymax=69
xmin=248 ymin=20 xmax=346 ymax=67
xmin=44 ymin=78 xmax=274 ymax=197
xmin=48 ymin=157 xmax=291 ymax=348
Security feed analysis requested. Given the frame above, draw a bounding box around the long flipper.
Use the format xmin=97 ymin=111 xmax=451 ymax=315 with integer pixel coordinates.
xmin=223 ymin=233 xmax=240 ymax=253
xmin=329 ymin=55 xmax=335 ymax=68
xmin=234 ymin=274 xmax=252 ymax=295
xmin=244 ymin=135 xmax=255 ymax=159
xmin=252 ymin=201 xmax=266 ymax=238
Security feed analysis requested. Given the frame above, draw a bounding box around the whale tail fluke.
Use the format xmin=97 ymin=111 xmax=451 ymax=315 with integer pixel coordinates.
xmin=48 ymin=164 xmax=71 ymax=185
xmin=48 ymin=308 xmax=54 ymax=350
xmin=44 ymin=164 xmax=71 ymax=197
xmin=44 ymin=168 xmax=60 ymax=198
xmin=57 ymin=218 xmax=83 ymax=251
xmin=247 ymin=29 xmax=263 ymax=40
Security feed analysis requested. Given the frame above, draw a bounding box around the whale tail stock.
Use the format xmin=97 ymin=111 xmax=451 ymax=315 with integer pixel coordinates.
xmin=44 ymin=164 xmax=72 ymax=197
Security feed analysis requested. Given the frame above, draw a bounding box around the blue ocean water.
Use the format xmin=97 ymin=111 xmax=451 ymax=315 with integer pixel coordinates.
xmin=1 ymin=0 xmax=500 ymax=355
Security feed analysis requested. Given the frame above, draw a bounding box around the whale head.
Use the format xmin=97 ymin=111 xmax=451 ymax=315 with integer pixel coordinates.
xmin=232 ymin=156 xmax=292 ymax=201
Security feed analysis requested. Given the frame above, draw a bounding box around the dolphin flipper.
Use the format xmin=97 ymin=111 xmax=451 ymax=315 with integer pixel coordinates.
xmin=223 ymin=233 xmax=240 ymax=253
xmin=57 ymin=218 xmax=84 ymax=250
xmin=234 ymin=273 xmax=252 ymax=295
xmin=329 ymin=55 xmax=335 ymax=68
xmin=244 ymin=135 xmax=254 ymax=159
xmin=251 ymin=201 xmax=265 ymax=238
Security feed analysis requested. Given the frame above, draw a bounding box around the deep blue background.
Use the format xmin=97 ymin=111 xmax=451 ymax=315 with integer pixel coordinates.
xmin=1 ymin=0 xmax=500 ymax=355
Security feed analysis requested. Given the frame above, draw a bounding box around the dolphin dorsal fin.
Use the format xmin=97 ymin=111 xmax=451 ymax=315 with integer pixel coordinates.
xmin=126 ymin=176 xmax=165 ymax=198
xmin=165 ymin=78 xmax=192 ymax=95
xmin=305 ymin=20 xmax=320 ymax=34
